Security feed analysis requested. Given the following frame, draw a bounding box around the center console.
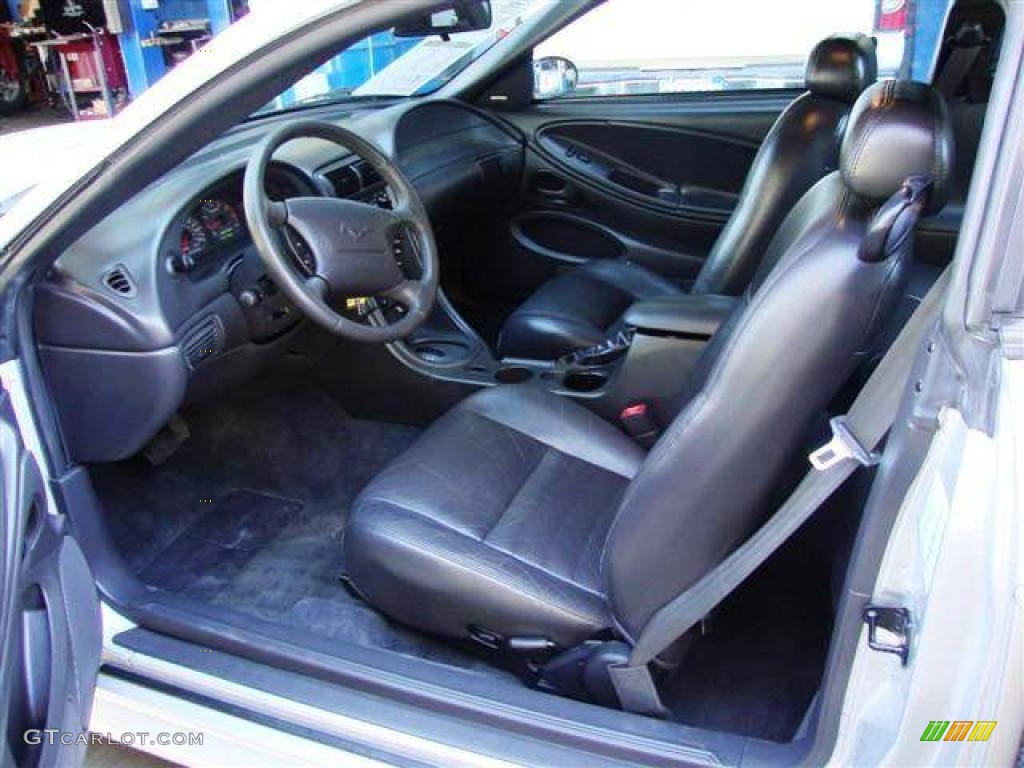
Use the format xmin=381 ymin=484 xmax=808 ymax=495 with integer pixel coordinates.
xmin=515 ymin=293 xmax=738 ymax=423
xmin=392 ymin=289 xmax=739 ymax=425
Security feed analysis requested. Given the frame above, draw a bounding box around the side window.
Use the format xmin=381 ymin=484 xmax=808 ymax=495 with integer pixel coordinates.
xmin=534 ymin=0 xmax=950 ymax=100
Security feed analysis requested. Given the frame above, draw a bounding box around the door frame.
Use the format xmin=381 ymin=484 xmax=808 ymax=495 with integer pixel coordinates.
xmin=0 ymin=358 xmax=102 ymax=768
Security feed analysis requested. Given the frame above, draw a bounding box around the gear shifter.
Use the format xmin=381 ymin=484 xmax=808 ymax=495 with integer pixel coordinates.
xmin=563 ymin=328 xmax=634 ymax=367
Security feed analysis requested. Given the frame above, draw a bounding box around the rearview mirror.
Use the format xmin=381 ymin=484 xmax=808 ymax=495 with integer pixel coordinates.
xmin=394 ymin=1 xmax=493 ymax=38
xmin=533 ymin=56 xmax=579 ymax=100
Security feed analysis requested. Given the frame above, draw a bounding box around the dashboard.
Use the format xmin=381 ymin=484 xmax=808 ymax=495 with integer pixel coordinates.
xmin=34 ymin=99 xmax=523 ymax=464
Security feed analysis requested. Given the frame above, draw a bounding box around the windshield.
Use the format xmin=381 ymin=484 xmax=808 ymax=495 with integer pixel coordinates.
xmin=256 ymin=0 xmax=552 ymax=115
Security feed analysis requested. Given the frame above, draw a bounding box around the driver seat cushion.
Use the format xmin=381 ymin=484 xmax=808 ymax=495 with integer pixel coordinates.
xmin=345 ymin=385 xmax=643 ymax=648
xmin=497 ymin=258 xmax=683 ymax=360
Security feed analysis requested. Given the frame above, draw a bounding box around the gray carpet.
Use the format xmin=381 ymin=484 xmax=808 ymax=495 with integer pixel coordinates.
xmin=90 ymin=363 xmax=503 ymax=673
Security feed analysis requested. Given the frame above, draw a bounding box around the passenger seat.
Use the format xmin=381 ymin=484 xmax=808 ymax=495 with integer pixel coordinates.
xmin=498 ymin=34 xmax=878 ymax=360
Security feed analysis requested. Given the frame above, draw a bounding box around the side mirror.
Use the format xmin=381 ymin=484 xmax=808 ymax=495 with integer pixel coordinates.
xmin=394 ymin=1 xmax=492 ymax=38
xmin=533 ymin=56 xmax=579 ymax=100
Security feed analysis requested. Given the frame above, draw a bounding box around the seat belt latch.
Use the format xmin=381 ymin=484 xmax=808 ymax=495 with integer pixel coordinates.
xmin=809 ymin=415 xmax=881 ymax=471
xmin=620 ymin=403 xmax=659 ymax=448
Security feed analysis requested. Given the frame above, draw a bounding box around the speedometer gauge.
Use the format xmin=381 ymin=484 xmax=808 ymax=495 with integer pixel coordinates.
xmin=198 ymin=199 xmax=243 ymax=244
xmin=180 ymin=216 xmax=207 ymax=262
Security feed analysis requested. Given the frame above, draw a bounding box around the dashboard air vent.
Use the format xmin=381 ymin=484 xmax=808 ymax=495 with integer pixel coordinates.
xmin=353 ymin=159 xmax=382 ymax=187
xmin=103 ymin=265 xmax=136 ymax=297
xmin=324 ymin=164 xmax=361 ymax=198
xmin=182 ymin=316 xmax=223 ymax=369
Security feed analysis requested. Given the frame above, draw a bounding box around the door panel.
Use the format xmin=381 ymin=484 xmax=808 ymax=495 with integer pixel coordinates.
xmin=536 ymin=122 xmax=751 ymax=217
xmin=465 ymin=92 xmax=796 ymax=303
xmin=0 ymin=387 xmax=101 ymax=768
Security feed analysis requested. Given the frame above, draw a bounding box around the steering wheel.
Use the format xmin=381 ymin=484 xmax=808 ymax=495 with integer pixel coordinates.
xmin=243 ymin=120 xmax=439 ymax=342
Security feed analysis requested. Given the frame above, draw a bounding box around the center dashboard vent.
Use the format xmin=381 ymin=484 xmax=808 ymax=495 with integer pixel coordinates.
xmin=323 ymin=159 xmax=383 ymax=199
xmin=354 ymin=159 xmax=382 ymax=187
xmin=182 ymin=316 xmax=224 ymax=369
xmin=324 ymin=164 xmax=361 ymax=198
xmin=102 ymin=265 xmax=136 ymax=297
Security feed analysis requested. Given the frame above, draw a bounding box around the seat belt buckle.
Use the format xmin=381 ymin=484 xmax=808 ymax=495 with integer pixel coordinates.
xmin=809 ymin=415 xmax=881 ymax=471
xmin=620 ymin=403 xmax=659 ymax=448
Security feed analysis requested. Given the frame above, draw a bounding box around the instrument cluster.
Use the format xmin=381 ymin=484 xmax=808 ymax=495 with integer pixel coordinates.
xmin=178 ymin=198 xmax=244 ymax=266
xmin=166 ymin=164 xmax=313 ymax=278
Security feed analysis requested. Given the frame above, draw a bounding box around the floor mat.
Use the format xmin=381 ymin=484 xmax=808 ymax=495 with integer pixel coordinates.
xmin=140 ymin=490 xmax=304 ymax=598
xmin=91 ymin=364 xmax=505 ymax=675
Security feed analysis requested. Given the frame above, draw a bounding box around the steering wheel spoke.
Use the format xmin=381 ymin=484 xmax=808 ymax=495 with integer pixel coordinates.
xmin=305 ymin=275 xmax=329 ymax=299
xmin=383 ymin=277 xmax=422 ymax=309
xmin=267 ymin=200 xmax=289 ymax=227
xmin=387 ymin=199 xmax=422 ymax=235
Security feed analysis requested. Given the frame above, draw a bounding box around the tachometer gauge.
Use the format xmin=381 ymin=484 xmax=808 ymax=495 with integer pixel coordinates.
xmin=180 ymin=216 xmax=207 ymax=262
xmin=198 ymin=199 xmax=243 ymax=244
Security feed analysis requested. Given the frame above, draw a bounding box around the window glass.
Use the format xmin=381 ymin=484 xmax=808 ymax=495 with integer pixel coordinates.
xmin=258 ymin=0 xmax=554 ymax=114
xmin=535 ymin=0 xmax=950 ymax=98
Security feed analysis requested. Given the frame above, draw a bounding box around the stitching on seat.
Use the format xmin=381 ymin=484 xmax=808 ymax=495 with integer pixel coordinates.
xmin=572 ymin=499 xmax=616 ymax=589
xmin=931 ymin=92 xmax=947 ymax=194
xmin=481 ymin=444 xmax=550 ymax=540
xmin=483 ymin=447 xmax=611 ymax=599
xmin=357 ymin=500 xmax=608 ymax=626
xmin=464 ymin=404 xmax=637 ymax=479
xmin=847 ymin=79 xmax=894 ymax=188
xmin=359 ymin=480 xmax=610 ymax=602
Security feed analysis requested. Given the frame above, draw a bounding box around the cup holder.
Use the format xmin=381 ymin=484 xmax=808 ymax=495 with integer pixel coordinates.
xmin=411 ymin=339 xmax=471 ymax=366
xmin=563 ymin=371 xmax=607 ymax=393
xmin=495 ymin=366 xmax=533 ymax=384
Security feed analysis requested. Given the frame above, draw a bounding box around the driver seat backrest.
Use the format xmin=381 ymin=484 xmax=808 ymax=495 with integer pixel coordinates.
xmin=603 ymin=80 xmax=953 ymax=641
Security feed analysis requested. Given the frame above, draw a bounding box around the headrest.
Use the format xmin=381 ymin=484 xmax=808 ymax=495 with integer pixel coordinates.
xmin=805 ymin=34 xmax=878 ymax=103
xmin=841 ymin=80 xmax=953 ymax=215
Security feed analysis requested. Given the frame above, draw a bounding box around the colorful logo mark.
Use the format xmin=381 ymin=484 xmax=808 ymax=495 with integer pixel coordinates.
xmin=920 ymin=721 xmax=997 ymax=742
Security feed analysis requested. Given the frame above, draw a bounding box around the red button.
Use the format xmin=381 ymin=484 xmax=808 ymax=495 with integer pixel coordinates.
xmin=620 ymin=403 xmax=647 ymax=420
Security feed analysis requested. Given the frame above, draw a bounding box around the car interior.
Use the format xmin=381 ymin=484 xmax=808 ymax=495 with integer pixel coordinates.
xmin=26 ymin=0 xmax=1008 ymax=760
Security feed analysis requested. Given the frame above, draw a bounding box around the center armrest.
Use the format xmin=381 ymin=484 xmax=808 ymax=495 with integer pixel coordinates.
xmin=623 ymin=294 xmax=739 ymax=338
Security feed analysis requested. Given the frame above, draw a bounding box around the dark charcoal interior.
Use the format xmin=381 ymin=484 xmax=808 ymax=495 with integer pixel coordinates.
xmin=90 ymin=357 xmax=835 ymax=742
xmin=32 ymin=2 xmax=999 ymax=756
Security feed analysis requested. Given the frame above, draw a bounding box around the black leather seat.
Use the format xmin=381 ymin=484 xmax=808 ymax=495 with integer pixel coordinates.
xmin=345 ymin=384 xmax=642 ymax=646
xmin=346 ymin=81 xmax=952 ymax=656
xmin=498 ymin=34 xmax=878 ymax=361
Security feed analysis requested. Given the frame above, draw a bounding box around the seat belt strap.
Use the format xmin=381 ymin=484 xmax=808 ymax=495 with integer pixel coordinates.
xmin=610 ymin=267 xmax=951 ymax=717
xmin=935 ymin=22 xmax=988 ymax=96
xmin=935 ymin=44 xmax=984 ymax=94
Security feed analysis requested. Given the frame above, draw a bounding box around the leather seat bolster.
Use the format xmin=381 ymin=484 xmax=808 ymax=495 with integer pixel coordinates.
xmin=690 ymin=94 xmax=850 ymax=296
